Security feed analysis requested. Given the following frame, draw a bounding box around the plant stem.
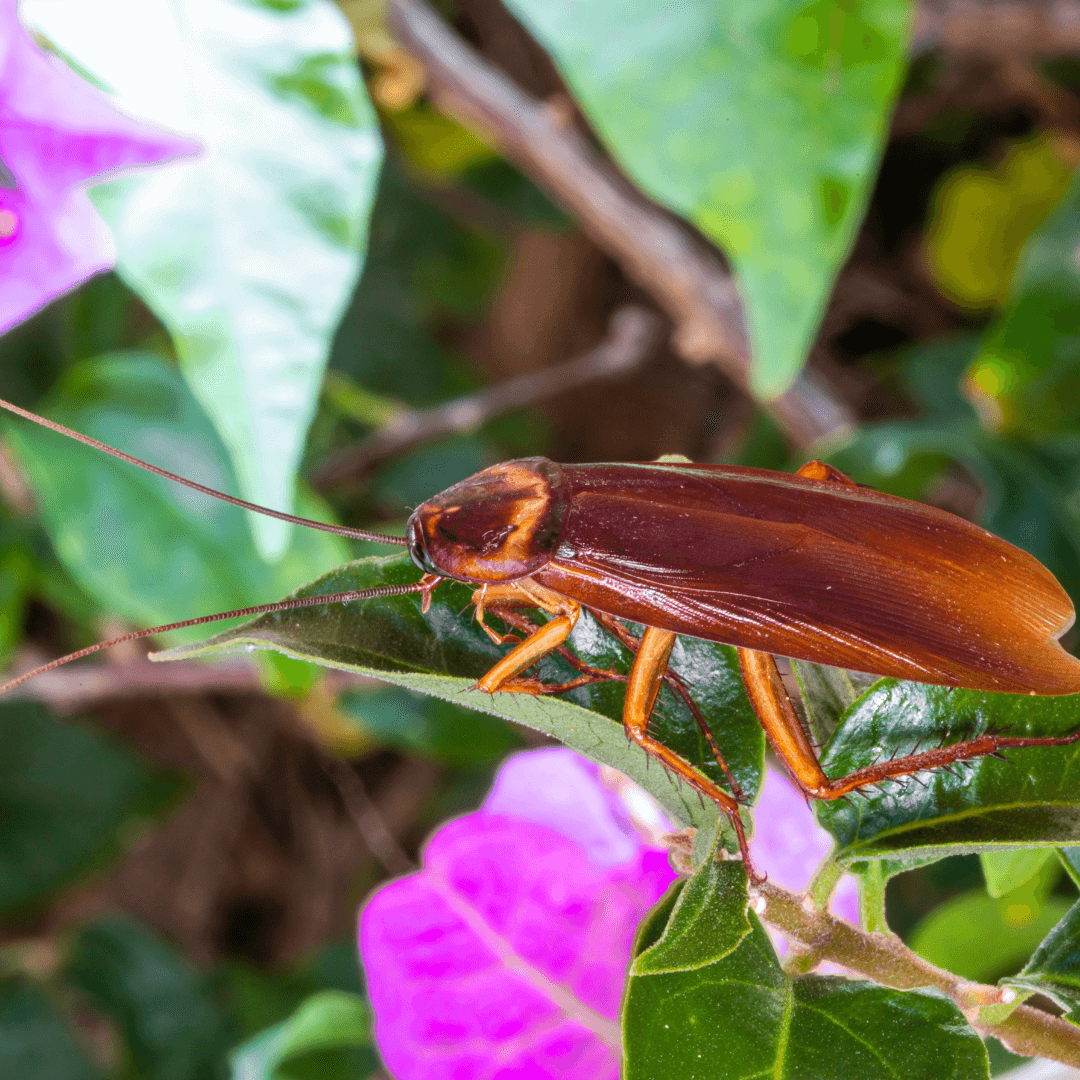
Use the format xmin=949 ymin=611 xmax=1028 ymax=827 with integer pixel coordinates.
xmin=749 ymin=876 xmax=1080 ymax=1068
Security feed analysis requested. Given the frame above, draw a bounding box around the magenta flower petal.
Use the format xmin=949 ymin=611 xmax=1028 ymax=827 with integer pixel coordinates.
xmin=482 ymin=747 xmax=645 ymax=868
xmin=360 ymin=750 xmax=677 ymax=1080
xmin=0 ymin=0 xmax=198 ymax=332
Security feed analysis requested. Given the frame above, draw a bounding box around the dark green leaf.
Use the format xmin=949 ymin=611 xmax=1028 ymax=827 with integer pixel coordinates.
xmin=623 ymin=871 xmax=987 ymax=1080
xmin=0 ymin=979 xmax=100 ymax=1080
xmin=792 ymin=660 xmax=880 ymax=745
xmin=909 ymin=890 xmax=1071 ymax=986
xmin=503 ymin=0 xmax=911 ymax=398
xmin=66 ymin=915 xmax=232 ymax=1080
xmin=331 ymin=161 xmax=501 ymax=407
xmin=1002 ymin=899 xmax=1080 ymax=1019
xmin=228 ymin=991 xmax=368 ymax=1080
xmin=29 ymin=0 xmax=383 ymax=556
xmin=0 ymin=702 xmax=183 ymax=914
xmin=335 ymin=686 xmax=521 ymax=766
xmin=816 ymin=681 xmax=1080 ymax=865
xmin=632 ymin=858 xmax=750 ymax=975
xmin=4 ymin=354 xmax=348 ymax=636
xmin=155 ymin=553 xmax=766 ymax=836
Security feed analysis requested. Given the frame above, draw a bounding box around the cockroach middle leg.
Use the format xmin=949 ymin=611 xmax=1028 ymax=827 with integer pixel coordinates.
xmin=626 ymin=626 xmax=757 ymax=878
xmin=738 ymin=647 xmax=1080 ymax=802
xmin=590 ymin=609 xmax=745 ymax=801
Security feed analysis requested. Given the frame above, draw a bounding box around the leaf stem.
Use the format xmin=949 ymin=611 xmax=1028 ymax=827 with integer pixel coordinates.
xmin=809 ymin=854 xmax=845 ymax=910
xmin=858 ymin=860 xmax=889 ymax=934
xmin=749 ymin=876 xmax=1080 ymax=1068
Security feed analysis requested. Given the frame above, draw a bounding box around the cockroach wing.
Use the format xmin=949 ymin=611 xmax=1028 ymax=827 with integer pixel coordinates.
xmin=532 ymin=462 xmax=1080 ymax=695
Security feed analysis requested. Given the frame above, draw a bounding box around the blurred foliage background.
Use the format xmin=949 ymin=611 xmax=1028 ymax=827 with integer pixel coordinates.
xmin=5 ymin=0 xmax=1080 ymax=1076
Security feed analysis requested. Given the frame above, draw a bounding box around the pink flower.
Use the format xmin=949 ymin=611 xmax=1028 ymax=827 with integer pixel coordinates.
xmin=0 ymin=0 xmax=197 ymax=333
xmin=359 ymin=749 xmax=678 ymax=1080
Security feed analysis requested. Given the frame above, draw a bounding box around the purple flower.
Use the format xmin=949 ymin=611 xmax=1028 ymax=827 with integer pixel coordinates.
xmin=359 ymin=749 xmax=677 ymax=1080
xmin=0 ymin=0 xmax=197 ymax=333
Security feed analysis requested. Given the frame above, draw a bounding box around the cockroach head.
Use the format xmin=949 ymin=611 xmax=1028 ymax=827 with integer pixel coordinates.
xmin=406 ymin=458 xmax=568 ymax=583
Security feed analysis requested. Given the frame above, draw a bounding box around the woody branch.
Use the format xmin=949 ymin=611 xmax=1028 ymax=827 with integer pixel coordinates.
xmin=386 ymin=0 xmax=857 ymax=450
xmin=752 ymin=875 xmax=1080 ymax=1068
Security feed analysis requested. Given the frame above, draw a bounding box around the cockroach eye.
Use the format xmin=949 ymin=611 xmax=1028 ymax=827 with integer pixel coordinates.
xmin=406 ymin=513 xmax=440 ymax=576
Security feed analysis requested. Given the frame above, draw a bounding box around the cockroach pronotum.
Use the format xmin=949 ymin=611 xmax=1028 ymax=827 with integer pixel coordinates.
xmin=3 ymin=396 xmax=1080 ymax=874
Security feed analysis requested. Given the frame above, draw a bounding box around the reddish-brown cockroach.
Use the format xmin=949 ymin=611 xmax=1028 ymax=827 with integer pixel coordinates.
xmin=3 ymin=397 xmax=1080 ymax=871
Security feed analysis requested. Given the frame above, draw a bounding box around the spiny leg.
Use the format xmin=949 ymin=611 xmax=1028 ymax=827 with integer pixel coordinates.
xmin=626 ymin=626 xmax=756 ymax=877
xmin=737 ymin=646 xmax=1080 ymax=801
xmin=480 ymin=605 xmax=629 ymax=694
xmin=591 ymin=609 xmax=745 ymax=801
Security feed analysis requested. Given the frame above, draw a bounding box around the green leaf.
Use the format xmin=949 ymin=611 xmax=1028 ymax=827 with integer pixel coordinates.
xmin=981 ymin=848 xmax=1056 ymax=899
xmin=0 ymin=702 xmax=183 ymax=914
xmin=154 ymin=553 xmax=766 ymax=836
xmin=965 ymin=164 xmax=1080 ymax=435
xmin=816 ymin=681 xmax=1080 ymax=865
xmin=923 ymin=135 xmax=1073 ymax=311
xmin=335 ymin=686 xmax=522 ymax=766
xmin=0 ymin=980 xmax=100 ymax=1080
xmin=331 ymin=161 xmax=502 ymax=408
xmin=4 ymin=354 xmax=348 ymax=635
xmin=229 ymin=991 xmax=368 ymax=1080
xmin=910 ymin=889 xmax=1072 ymax=986
xmin=25 ymin=0 xmax=382 ymax=557
xmin=65 ymin=915 xmax=232 ymax=1080
xmin=792 ymin=659 xmax=880 ymax=744
xmin=623 ymin=875 xmax=988 ymax=1080
xmin=1002 ymin=899 xmax=1080 ymax=1019
xmin=502 ymin=0 xmax=912 ymax=398
xmin=631 ymin=858 xmax=750 ymax=975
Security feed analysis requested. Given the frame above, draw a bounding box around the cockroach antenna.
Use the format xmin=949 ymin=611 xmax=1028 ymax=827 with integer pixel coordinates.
xmin=0 ymin=580 xmax=430 ymax=696
xmin=0 ymin=396 xmax=408 ymax=547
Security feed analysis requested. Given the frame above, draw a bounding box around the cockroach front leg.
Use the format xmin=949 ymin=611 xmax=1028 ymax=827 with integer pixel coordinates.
xmin=625 ymin=626 xmax=756 ymax=877
xmin=472 ymin=580 xmax=584 ymax=695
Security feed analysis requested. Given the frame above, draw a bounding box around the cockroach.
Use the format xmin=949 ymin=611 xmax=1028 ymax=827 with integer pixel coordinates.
xmin=3 ymin=396 xmax=1080 ymax=874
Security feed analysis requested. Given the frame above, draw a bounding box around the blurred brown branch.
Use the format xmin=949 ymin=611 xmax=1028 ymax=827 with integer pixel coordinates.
xmin=914 ymin=0 xmax=1080 ymax=56
xmin=3 ymin=654 xmax=381 ymax=713
xmin=313 ymin=305 xmax=660 ymax=486
xmin=387 ymin=0 xmax=856 ymax=450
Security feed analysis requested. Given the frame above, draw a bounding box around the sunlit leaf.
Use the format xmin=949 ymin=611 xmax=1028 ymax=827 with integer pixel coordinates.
xmin=503 ymin=0 xmax=911 ymax=397
xmin=229 ymin=991 xmax=368 ymax=1080
xmin=910 ymin=866 xmax=1070 ymax=986
xmin=4 ymin=353 xmax=348 ymax=636
xmin=1002 ymin=899 xmax=1080 ymax=1020
xmin=24 ymin=0 xmax=382 ymax=556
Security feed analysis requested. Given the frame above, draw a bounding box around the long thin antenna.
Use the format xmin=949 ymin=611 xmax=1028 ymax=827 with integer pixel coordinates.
xmin=0 ymin=396 xmax=408 ymax=546
xmin=0 ymin=582 xmax=427 ymax=696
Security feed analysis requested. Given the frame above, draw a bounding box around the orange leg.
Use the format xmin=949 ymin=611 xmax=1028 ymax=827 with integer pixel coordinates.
xmin=625 ymin=627 xmax=754 ymax=874
xmin=590 ymin=609 xmax=745 ymax=801
xmin=470 ymin=583 xmax=756 ymax=870
xmin=739 ymin=648 xmax=1080 ymax=800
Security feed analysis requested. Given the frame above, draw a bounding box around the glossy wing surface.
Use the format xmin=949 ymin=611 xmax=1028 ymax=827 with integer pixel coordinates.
xmin=532 ymin=463 xmax=1080 ymax=695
